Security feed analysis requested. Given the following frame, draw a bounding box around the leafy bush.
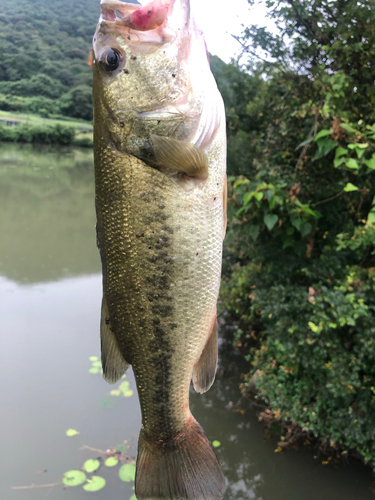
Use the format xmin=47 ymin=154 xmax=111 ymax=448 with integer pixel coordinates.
xmin=0 ymin=123 xmax=75 ymax=145
xmin=220 ymin=0 xmax=375 ymax=462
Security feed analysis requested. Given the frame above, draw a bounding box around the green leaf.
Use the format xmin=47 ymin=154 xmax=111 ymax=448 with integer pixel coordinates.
xmin=290 ymin=213 xmax=302 ymax=231
xmin=365 ymin=155 xmax=375 ymax=169
xmin=82 ymin=476 xmax=106 ymax=492
xmin=110 ymin=389 xmax=122 ymax=396
xmin=212 ymin=440 xmax=221 ymax=448
xmin=264 ymin=214 xmax=278 ymax=231
xmin=345 ymin=158 xmax=359 ymax=170
xmin=300 ymin=222 xmax=312 ymax=237
xmin=356 ymin=148 xmax=366 ymax=159
xmin=89 ymin=356 xmax=98 ymax=361
xmin=248 ymin=225 xmax=260 ymax=242
xmin=314 ymin=128 xmax=332 ymax=140
xmin=295 ymin=136 xmax=313 ymax=150
xmin=83 ymin=459 xmax=100 ymax=473
xmin=368 ymin=211 xmax=375 ymax=224
xmin=313 ymin=138 xmax=338 ymax=160
xmin=340 ymin=123 xmax=360 ymax=135
xmin=92 ymin=361 xmax=102 ymax=367
xmin=66 ymin=428 xmax=79 ymax=437
xmin=308 ymin=322 xmax=320 ymax=333
xmin=62 ymin=470 xmax=87 ymax=487
xmin=243 ymin=192 xmax=253 ymax=205
xmin=254 ymin=191 xmax=264 ymax=202
xmin=129 ymin=495 xmax=137 ymax=500
xmin=119 ymin=463 xmax=136 ymax=482
xmin=123 ymin=390 xmax=134 ymax=397
xmin=334 ymin=157 xmax=347 ymax=168
xmin=343 ymin=183 xmax=359 ymax=192
xmin=335 ymin=147 xmax=348 ymax=158
xmin=104 ymin=457 xmax=119 ymax=467
xmin=89 ymin=367 xmax=100 ymax=374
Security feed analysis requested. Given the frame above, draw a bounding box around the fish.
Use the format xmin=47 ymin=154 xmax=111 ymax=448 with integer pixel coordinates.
xmin=92 ymin=0 xmax=227 ymax=498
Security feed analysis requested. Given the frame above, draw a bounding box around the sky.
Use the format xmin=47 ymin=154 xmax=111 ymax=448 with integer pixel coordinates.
xmin=137 ymin=0 xmax=273 ymax=63
xmin=190 ymin=0 xmax=272 ymax=63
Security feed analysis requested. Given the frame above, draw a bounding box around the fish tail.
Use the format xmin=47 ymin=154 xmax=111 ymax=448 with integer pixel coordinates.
xmin=135 ymin=417 xmax=226 ymax=500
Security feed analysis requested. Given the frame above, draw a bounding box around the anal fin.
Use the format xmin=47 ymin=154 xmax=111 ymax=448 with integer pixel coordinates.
xmin=101 ymin=296 xmax=130 ymax=384
xmin=193 ymin=318 xmax=218 ymax=394
xmin=151 ymin=134 xmax=208 ymax=178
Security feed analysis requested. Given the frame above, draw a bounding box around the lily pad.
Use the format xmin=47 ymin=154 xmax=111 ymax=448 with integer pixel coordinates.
xmin=66 ymin=428 xmax=79 ymax=437
xmin=104 ymin=457 xmax=119 ymax=467
xmin=83 ymin=459 xmax=100 ymax=473
xmin=119 ymin=463 xmax=136 ymax=482
xmin=119 ymin=381 xmax=130 ymax=392
xmin=110 ymin=389 xmax=121 ymax=396
xmin=89 ymin=356 xmax=98 ymax=361
xmin=62 ymin=470 xmax=87 ymax=486
xmin=82 ymin=475 xmax=106 ymax=492
xmin=212 ymin=440 xmax=221 ymax=448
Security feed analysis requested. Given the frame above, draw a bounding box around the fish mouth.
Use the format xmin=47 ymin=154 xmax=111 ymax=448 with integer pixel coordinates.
xmin=100 ymin=0 xmax=189 ymax=33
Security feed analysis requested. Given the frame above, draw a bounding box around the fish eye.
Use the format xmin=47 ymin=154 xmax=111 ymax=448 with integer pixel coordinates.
xmin=100 ymin=48 xmax=124 ymax=72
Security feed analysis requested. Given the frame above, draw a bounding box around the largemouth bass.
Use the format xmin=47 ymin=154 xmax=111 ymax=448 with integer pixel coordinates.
xmin=92 ymin=0 xmax=227 ymax=498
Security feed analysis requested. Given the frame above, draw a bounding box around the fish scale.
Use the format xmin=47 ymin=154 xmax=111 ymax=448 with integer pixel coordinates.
xmin=93 ymin=0 xmax=226 ymax=498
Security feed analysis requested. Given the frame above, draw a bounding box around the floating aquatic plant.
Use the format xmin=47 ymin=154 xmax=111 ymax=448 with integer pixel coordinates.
xmin=82 ymin=476 xmax=106 ymax=492
xmin=83 ymin=459 xmax=100 ymax=473
xmin=119 ymin=463 xmax=136 ymax=482
xmin=65 ymin=428 xmax=79 ymax=437
xmin=212 ymin=440 xmax=221 ymax=448
xmin=62 ymin=470 xmax=87 ymax=486
xmin=88 ymin=356 xmax=103 ymax=374
xmin=104 ymin=456 xmax=119 ymax=467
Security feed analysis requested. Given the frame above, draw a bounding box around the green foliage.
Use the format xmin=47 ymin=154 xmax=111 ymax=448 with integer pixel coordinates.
xmin=0 ymin=122 xmax=75 ymax=145
xmin=220 ymin=0 xmax=375 ymax=463
xmin=0 ymin=0 xmax=104 ymax=120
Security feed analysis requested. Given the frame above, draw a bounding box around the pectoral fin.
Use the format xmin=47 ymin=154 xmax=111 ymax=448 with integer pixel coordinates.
xmin=193 ymin=319 xmax=218 ymax=394
xmin=101 ymin=296 xmax=130 ymax=384
xmin=151 ymin=134 xmax=208 ymax=178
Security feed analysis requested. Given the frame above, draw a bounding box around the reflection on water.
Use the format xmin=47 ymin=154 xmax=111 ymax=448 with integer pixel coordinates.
xmin=1 ymin=142 xmax=374 ymax=500
xmin=0 ymin=143 xmax=99 ymax=283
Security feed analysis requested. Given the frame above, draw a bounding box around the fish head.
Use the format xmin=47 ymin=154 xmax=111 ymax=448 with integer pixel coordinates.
xmin=92 ymin=0 xmax=223 ymax=150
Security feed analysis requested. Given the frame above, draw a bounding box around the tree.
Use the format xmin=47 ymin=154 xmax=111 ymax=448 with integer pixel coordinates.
xmin=221 ymin=0 xmax=375 ymax=463
xmin=59 ymin=85 xmax=93 ymax=121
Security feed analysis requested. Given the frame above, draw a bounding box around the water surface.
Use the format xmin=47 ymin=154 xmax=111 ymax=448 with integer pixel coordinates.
xmin=1 ymin=142 xmax=374 ymax=500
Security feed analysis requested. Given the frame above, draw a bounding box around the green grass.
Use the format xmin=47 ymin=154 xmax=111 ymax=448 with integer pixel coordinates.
xmin=0 ymin=110 xmax=92 ymax=131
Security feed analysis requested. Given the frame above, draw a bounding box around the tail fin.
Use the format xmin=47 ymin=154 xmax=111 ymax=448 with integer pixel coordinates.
xmin=135 ymin=418 xmax=226 ymax=500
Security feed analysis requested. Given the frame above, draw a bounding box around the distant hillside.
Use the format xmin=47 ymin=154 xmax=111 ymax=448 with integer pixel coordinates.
xmin=0 ymin=0 xmax=238 ymax=124
xmin=0 ymin=0 xmax=134 ymax=120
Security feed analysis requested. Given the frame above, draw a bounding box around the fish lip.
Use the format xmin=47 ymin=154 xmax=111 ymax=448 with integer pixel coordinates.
xmin=99 ymin=0 xmax=189 ymax=31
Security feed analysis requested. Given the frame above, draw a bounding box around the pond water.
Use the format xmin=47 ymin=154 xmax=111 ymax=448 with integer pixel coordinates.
xmin=1 ymin=142 xmax=374 ymax=500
